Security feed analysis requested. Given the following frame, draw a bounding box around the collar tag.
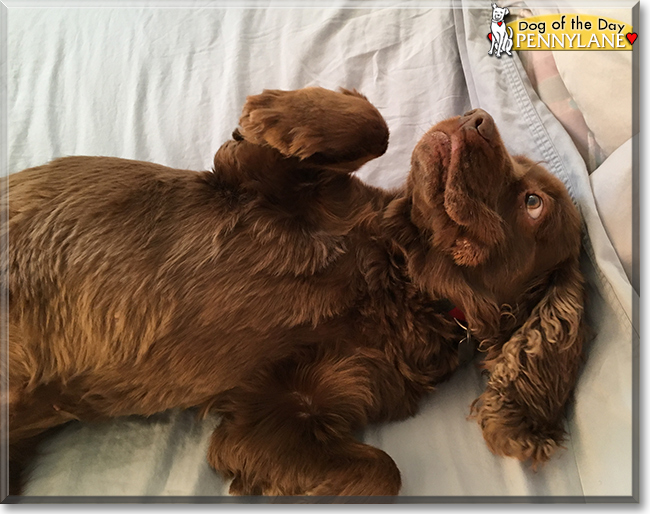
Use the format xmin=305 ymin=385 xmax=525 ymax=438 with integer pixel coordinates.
xmin=452 ymin=314 xmax=476 ymax=365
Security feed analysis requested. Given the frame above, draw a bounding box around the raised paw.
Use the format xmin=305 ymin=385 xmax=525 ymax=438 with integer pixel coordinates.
xmin=237 ymin=87 xmax=389 ymax=169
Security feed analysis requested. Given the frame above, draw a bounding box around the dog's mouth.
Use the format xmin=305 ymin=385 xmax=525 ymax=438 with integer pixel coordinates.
xmin=413 ymin=129 xmax=452 ymax=186
xmin=410 ymin=110 xmax=509 ymax=266
xmin=415 ymin=109 xmax=505 ymax=208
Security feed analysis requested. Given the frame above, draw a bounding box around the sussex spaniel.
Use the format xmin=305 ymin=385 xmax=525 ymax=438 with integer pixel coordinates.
xmin=5 ymin=87 xmax=586 ymax=497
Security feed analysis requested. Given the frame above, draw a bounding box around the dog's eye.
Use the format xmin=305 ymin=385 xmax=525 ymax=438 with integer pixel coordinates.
xmin=525 ymin=194 xmax=543 ymax=219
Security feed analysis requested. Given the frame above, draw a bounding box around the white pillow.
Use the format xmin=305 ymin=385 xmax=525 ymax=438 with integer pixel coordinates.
xmin=589 ymin=136 xmax=634 ymax=288
xmin=551 ymin=8 xmax=633 ymax=157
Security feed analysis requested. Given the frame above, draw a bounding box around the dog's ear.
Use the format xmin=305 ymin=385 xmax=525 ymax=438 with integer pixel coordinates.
xmin=472 ymin=257 xmax=586 ymax=465
xmin=492 ymin=3 xmax=497 ymax=8
xmin=504 ymin=8 xmax=509 ymax=16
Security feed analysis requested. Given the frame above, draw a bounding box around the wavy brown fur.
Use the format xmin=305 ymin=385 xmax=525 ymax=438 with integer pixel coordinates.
xmin=5 ymin=87 xmax=586 ymax=496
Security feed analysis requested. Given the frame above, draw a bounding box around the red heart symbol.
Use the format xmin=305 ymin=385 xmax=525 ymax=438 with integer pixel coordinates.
xmin=488 ymin=33 xmax=492 ymax=41
xmin=498 ymin=21 xmax=503 ymax=26
xmin=626 ymin=32 xmax=638 ymax=45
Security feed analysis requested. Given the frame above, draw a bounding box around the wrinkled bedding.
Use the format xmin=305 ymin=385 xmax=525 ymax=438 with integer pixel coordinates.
xmin=6 ymin=0 xmax=637 ymax=500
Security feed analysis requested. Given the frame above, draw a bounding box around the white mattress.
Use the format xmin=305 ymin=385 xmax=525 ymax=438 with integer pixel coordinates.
xmin=5 ymin=0 xmax=637 ymax=501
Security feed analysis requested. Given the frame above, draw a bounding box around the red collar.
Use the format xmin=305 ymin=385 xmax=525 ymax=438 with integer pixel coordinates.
xmin=447 ymin=306 xmax=466 ymax=323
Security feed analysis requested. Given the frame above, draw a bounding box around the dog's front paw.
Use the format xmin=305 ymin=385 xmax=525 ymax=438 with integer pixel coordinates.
xmin=471 ymin=389 xmax=566 ymax=468
xmin=480 ymin=418 xmax=564 ymax=467
xmin=238 ymin=90 xmax=293 ymax=155
xmin=237 ymin=87 xmax=388 ymax=166
xmin=238 ymin=88 xmax=333 ymax=160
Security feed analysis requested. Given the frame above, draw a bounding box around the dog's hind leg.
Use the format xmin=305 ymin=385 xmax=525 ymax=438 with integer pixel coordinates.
xmin=4 ymin=329 xmax=82 ymax=494
xmin=207 ymin=346 xmax=404 ymax=496
xmin=7 ymin=378 xmax=83 ymax=492
xmin=235 ymin=87 xmax=390 ymax=173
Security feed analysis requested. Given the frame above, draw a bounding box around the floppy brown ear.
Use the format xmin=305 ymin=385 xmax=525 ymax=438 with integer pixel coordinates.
xmin=471 ymin=256 xmax=586 ymax=466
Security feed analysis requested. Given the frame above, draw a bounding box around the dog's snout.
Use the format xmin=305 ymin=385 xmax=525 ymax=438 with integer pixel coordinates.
xmin=461 ymin=109 xmax=495 ymax=142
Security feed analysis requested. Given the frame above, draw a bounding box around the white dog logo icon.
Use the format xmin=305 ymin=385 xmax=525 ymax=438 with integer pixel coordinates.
xmin=488 ymin=3 xmax=513 ymax=57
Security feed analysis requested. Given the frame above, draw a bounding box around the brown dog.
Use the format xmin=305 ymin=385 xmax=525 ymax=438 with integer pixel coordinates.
xmin=6 ymin=87 xmax=585 ymax=496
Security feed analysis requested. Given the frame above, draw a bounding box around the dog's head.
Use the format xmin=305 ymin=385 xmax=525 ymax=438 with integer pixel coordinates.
xmin=403 ymin=109 xmax=586 ymax=464
xmin=491 ymin=3 xmax=509 ymax=22
xmin=407 ymin=109 xmax=583 ymax=333
xmin=409 ymin=108 xmax=581 ymax=273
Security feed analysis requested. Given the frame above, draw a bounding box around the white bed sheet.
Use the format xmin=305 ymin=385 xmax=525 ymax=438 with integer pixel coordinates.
xmin=6 ymin=0 xmax=637 ymax=500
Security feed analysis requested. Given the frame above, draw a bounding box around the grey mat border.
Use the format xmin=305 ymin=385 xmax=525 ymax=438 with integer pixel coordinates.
xmin=0 ymin=0 xmax=641 ymax=505
xmin=2 ymin=494 xmax=640 ymax=504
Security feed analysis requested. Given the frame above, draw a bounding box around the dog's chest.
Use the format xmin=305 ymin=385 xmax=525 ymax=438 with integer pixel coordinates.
xmin=353 ymin=284 xmax=464 ymax=384
xmin=492 ymin=20 xmax=507 ymax=34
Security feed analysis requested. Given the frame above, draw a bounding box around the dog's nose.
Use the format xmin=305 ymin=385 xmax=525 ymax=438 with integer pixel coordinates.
xmin=461 ymin=109 xmax=495 ymax=142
